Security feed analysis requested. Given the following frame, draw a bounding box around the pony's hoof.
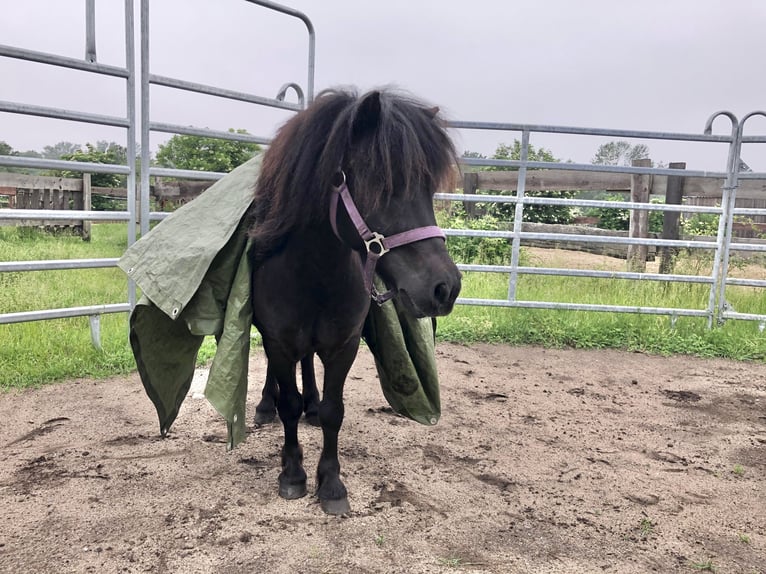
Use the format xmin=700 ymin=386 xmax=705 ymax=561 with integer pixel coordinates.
xmin=304 ymin=412 xmax=321 ymax=427
xmin=279 ymin=482 xmax=307 ymax=500
xmin=320 ymin=497 xmax=350 ymax=516
xmin=254 ymin=410 xmax=277 ymax=426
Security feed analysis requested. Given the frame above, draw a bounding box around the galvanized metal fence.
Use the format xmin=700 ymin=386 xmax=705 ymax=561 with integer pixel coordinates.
xmin=1 ymin=0 xmax=765 ymax=348
xmin=442 ymin=113 xmax=766 ymax=327
xmin=0 ymin=0 xmax=314 ymax=345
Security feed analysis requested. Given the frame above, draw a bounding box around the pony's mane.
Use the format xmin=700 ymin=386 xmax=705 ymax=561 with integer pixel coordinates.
xmin=247 ymin=87 xmax=457 ymax=259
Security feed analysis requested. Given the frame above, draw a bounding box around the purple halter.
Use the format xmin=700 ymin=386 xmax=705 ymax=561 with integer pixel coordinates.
xmin=329 ymin=172 xmax=446 ymax=305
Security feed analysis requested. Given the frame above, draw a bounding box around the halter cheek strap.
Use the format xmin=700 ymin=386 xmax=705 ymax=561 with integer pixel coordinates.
xmin=329 ymin=175 xmax=445 ymax=305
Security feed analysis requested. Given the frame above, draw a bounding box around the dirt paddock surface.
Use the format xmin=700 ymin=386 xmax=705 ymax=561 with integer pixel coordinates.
xmin=1 ymin=343 xmax=765 ymax=574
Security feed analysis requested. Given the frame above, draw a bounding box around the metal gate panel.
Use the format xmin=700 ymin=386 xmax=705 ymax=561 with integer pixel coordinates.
xmin=0 ymin=0 xmax=137 ymax=334
xmin=443 ymin=112 xmax=766 ymax=327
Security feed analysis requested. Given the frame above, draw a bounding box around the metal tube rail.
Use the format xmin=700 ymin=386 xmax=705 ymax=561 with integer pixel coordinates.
xmin=243 ymin=0 xmax=315 ymax=103
xmin=149 ymin=74 xmax=303 ymax=111
xmin=0 ymin=304 xmax=131 ymax=325
xmin=148 ymin=122 xmax=271 ymax=145
xmin=85 ymin=0 xmax=97 ymax=62
xmin=449 ymin=120 xmax=734 ymax=143
xmin=436 ymin=193 xmax=726 ymax=214
xmin=0 ymin=209 xmax=131 ymax=222
xmin=0 ymin=100 xmax=131 ymax=128
xmin=455 ymin=298 xmax=710 ymax=317
xmin=147 ymin=167 xmax=225 ymax=181
xmin=0 ymin=259 xmax=120 ymax=272
xmin=444 ymin=228 xmax=720 ymax=250
xmin=458 ymin=157 xmax=728 ymax=178
xmin=0 ymin=44 xmax=129 ymax=77
xmin=726 ymin=278 xmax=766 ymax=288
xmin=0 ymin=155 xmax=130 ymax=174
xmin=457 ymin=264 xmax=714 ymax=284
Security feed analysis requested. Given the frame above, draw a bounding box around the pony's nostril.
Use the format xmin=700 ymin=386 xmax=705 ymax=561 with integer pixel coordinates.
xmin=434 ymin=282 xmax=451 ymax=305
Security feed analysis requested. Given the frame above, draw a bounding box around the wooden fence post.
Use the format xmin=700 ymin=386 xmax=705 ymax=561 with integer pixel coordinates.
xmin=463 ymin=171 xmax=478 ymax=218
xmin=660 ymin=162 xmax=686 ymax=274
xmin=82 ymin=173 xmax=92 ymax=242
xmin=627 ymin=158 xmax=652 ymax=272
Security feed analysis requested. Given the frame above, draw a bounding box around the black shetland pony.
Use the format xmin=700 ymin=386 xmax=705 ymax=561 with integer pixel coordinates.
xmin=247 ymin=88 xmax=461 ymax=515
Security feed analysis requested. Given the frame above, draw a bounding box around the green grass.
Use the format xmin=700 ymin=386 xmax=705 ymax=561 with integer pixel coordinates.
xmin=437 ymin=270 xmax=766 ymax=360
xmin=0 ymin=225 xmax=135 ymax=388
xmin=3 ymin=224 xmax=766 ymax=389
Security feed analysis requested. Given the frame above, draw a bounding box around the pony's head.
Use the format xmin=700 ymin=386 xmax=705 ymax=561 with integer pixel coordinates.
xmin=249 ymin=87 xmax=461 ymax=317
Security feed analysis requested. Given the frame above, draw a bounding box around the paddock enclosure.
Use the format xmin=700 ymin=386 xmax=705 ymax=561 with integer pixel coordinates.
xmin=2 ymin=0 xmax=766 ymax=336
xmin=2 ymin=1 xmax=766 ymax=573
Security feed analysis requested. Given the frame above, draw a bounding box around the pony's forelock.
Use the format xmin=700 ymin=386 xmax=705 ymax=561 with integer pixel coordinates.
xmin=247 ymin=87 xmax=457 ymax=259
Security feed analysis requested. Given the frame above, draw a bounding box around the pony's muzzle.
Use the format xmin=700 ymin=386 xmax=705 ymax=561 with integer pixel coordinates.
xmin=431 ymin=273 xmax=461 ymax=315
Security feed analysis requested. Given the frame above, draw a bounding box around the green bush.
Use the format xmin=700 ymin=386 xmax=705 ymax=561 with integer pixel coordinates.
xmin=438 ymin=206 xmax=516 ymax=265
xmin=588 ymin=194 xmax=663 ymax=233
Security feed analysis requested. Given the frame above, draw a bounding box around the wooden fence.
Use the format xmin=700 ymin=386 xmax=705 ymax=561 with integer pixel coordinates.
xmin=0 ymin=172 xmax=214 ymax=240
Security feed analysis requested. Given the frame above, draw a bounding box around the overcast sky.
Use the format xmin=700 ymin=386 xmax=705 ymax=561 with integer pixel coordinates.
xmin=1 ymin=0 xmax=764 ymax=172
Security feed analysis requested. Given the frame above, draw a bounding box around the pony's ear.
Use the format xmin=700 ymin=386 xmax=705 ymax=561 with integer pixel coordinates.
xmin=352 ymin=91 xmax=382 ymax=140
xmin=425 ymin=106 xmax=440 ymax=119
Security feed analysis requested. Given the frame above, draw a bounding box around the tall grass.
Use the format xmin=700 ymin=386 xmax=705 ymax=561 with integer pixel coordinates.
xmin=3 ymin=222 xmax=766 ymax=390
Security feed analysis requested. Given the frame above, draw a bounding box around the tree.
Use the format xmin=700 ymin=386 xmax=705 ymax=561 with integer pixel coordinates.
xmin=58 ymin=143 xmax=126 ymax=188
xmin=0 ymin=141 xmax=13 ymax=156
xmin=49 ymin=143 xmax=128 ymax=210
xmin=154 ymin=129 xmax=261 ymax=173
xmin=484 ymin=141 xmax=575 ymax=224
xmin=42 ymin=141 xmax=81 ymax=160
xmin=592 ymin=141 xmax=650 ymax=166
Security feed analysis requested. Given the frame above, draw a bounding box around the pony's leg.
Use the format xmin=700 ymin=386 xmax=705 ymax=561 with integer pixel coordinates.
xmin=316 ymin=340 xmax=359 ymax=515
xmin=254 ymin=371 xmax=279 ymax=425
xmin=268 ymin=354 xmax=307 ymax=499
xmin=300 ymin=354 xmax=321 ymax=426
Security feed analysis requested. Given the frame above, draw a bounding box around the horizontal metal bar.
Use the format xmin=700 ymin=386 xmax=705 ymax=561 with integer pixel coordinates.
xmin=147 ymin=167 xmax=224 ymax=180
xmin=0 ymin=100 xmax=130 ymax=128
xmin=436 ymin=193 xmax=725 ymax=214
xmin=457 ymin=264 xmax=713 ymax=284
xmin=444 ymin=228 xmax=720 ymax=249
xmin=720 ymin=311 xmax=766 ymax=322
xmin=149 ymin=122 xmax=271 ymax=145
xmin=448 ymin=120 xmax=732 ymax=143
xmin=0 ymin=303 xmax=131 ymax=325
xmin=456 ymin=297 xmax=709 ymax=317
xmin=0 ymin=258 xmax=119 ymax=272
xmin=458 ymin=158 xmax=727 ymax=179
xmin=149 ymin=74 xmax=302 ymax=111
xmin=0 ymin=209 xmax=130 ymax=221
xmin=726 ymin=278 xmax=766 ymax=288
xmin=740 ymin=135 xmax=766 ymax=144
xmin=0 ymin=43 xmax=130 ymax=78
xmin=727 ymin=242 xmax=766 ymax=252
xmin=731 ymin=207 xmax=766 ymax=216
xmin=0 ymin=154 xmax=131 ymax=174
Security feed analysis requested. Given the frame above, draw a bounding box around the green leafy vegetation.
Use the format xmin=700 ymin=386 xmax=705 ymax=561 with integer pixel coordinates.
xmin=463 ymin=141 xmax=575 ymax=225
xmin=154 ymin=130 xmax=261 ymax=173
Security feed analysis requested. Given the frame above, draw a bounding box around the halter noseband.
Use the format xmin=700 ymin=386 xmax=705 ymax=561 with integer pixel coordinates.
xmin=329 ymin=172 xmax=446 ymax=305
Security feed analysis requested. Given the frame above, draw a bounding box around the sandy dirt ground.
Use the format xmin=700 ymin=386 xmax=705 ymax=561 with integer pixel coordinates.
xmin=1 ymin=343 xmax=765 ymax=574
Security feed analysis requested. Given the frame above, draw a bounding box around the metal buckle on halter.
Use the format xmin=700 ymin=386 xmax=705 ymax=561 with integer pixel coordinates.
xmin=364 ymin=232 xmax=389 ymax=256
